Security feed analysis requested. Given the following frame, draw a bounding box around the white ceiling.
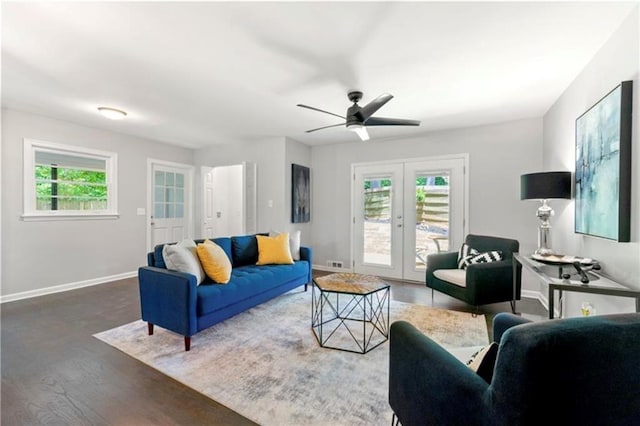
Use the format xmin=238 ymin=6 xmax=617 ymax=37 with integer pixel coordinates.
xmin=2 ymin=1 xmax=636 ymax=148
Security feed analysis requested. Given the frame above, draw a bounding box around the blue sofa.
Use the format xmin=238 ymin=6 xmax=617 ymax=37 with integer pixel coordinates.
xmin=138 ymin=234 xmax=312 ymax=351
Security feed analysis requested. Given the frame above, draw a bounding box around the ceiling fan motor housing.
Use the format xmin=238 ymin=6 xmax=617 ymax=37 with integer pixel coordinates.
xmin=346 ymin=104 xmax=363 ymax=127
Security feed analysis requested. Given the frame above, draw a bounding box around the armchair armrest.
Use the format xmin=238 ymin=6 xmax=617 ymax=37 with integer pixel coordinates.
xmin=389 ymin=321 xmax=488 ymax=426
xmin=492 ymin=312 xmax=531 ymax=343
xmin=464 ymin=260 xmax=520 ymax=297
xmin=426 ymin=251 xmax=458 ymax=285
xmin=426 ymin=251 xmax=458 ymax=270
xmin=138 ymin=266 xmax=198 ymax=336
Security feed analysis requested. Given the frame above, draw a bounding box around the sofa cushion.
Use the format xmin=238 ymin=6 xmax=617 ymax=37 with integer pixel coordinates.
xmin=231 ymin=235 xmax=260 ymax=267
xmin=210 ymin=237 xmax=233 ymax=263
xmin=162 ymin=239 xmax=205 ymax=284
xmin=257 ymin=233 xmax=294 ymax=265
xmin=153 ymin=244 xmax=167 ymax=268
xmin=197 ymin=240 xmax=232 ymax=284
xmin=196 ymin=261 xmax=310 ymax=315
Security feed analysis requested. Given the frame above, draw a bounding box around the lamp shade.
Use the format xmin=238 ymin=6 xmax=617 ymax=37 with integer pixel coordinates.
xmin=520 ymin=171 xmax=572 ymax=200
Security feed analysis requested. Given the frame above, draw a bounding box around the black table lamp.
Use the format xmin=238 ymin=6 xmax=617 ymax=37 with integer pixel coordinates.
xmin=521 ymin=171 xmax=572 ymax=255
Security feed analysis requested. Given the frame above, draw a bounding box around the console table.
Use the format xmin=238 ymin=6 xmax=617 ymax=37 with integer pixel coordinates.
xmin=513 ymin=253 xmax=640 ymax=319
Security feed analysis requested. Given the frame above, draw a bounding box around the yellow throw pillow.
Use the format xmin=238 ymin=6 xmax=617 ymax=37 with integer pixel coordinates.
xmin=256 ymin=233 xmax=294 ymax=265
xmin=196 ymin=240 xmax=232 ymax=284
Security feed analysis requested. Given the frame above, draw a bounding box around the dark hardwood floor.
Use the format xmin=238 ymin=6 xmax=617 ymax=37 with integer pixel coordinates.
xmin=1 ymin=271 xmax=546 ymax=425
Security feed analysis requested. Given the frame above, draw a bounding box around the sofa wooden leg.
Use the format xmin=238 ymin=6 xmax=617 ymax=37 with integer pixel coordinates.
xmin=184 ymin=336 xmax=191 ymax=351
xmin=305 ymin=283 xmax=308 ymax=291
xmin=147 ymin=323 xmax=154 ymax=335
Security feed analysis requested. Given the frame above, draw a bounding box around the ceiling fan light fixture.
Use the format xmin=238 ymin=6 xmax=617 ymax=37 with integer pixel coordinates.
xmin=347 ymin=123 xmax=369 ymax=141
xmin=97 ymin=107 xmax=127 ymax=120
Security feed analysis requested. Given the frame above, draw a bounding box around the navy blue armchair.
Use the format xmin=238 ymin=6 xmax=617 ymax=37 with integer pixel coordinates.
xmin=426 ymin=234 xmax=522 ymax=312
xmin=389 ymin=313 xmax=640 ymax=426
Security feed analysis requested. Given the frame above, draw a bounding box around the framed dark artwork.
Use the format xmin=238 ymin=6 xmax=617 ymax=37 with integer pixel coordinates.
xmin=292 ymin=164 xmax=310 ymax=223
xmin=575 ymin=80 xmax=632 ymax=242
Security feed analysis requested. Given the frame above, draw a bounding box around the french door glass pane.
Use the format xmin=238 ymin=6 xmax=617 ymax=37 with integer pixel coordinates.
xmin=363 ymin=177 xmax=392 ymax=266
xmin=415 ymin=173 xmax=450 ymax=269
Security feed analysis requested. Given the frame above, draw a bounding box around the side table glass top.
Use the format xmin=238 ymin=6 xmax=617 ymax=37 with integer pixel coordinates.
xmin=313 ymin=273 xmax=389 ymax=295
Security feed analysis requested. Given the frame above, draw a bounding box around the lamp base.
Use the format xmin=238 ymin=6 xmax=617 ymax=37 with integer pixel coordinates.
xmin=535 ymin=212 xmax=554 ymax=256
xmin=534 ymin=247 xmax=555 ymax=256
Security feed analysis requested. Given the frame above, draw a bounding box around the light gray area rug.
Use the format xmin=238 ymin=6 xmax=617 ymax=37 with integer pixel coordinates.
xmin=94 ymin=289 xmax=488 ymax=426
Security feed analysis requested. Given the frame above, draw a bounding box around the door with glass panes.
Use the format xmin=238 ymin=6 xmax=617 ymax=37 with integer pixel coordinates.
xmin=353 ymin=157 xmax=466 ymax=281
xmin=150 ymin=163 xmax=192 ymax=248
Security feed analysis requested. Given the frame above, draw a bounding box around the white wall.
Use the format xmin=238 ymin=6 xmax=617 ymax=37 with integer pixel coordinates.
xmin=542 ymin=7 xmax=640 ymax=315
xmin=310 ymin=118 xmax=543 ymax=287
xmin=285 ymin=137 xmax=312 ymax=247
xmin=1 ymin=109 xmax=194 ymax=300
xmin=194 ymin=138 xmax=287 ymax=234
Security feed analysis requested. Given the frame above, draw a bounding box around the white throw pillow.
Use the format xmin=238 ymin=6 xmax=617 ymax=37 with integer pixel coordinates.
xmin=162 ymin=239 xmax=205 ymax=284
xmin=269 ymin=229 xmax=301 ymax=261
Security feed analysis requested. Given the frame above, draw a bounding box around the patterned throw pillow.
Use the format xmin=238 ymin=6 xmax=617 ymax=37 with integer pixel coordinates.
xmin=462 ymin=251 xmax=504 ymax=268
xmin=457 ymin=243 xmax=479 ymax=269
xmin=467 ymin=342 xmax=499 ymax=383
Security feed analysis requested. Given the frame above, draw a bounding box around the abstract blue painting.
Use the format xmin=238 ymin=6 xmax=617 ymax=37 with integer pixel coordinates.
xmin=575 ymin=81 xmax=632 ymax=242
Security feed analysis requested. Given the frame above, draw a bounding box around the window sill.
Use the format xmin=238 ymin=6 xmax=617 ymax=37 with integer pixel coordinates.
xmin=21 ymin=213 xmax=120 ymax=222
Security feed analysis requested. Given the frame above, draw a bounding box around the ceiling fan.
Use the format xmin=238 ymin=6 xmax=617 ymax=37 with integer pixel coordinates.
xmin=297 ymin=91 xmax=421 ymax=141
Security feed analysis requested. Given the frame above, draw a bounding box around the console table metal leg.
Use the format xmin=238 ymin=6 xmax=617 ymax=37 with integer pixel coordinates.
xmin=558 ymin=289 xmax=563 ymax=318
xmin=549 ymin=287 xmax=555 ymax=319
xmin=512 ymin=257 xmax=518 ymax=314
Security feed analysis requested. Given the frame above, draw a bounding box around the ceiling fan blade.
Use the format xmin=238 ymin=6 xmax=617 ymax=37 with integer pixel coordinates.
xmin=305 ymin=123 xmax=344 ymax=133
xmin=297 ymin=104 xmax=345 ymax=120
xmin=354 ymin=93 xmax=393 ymax=121
xmin=364 ymin=117 xmax=421 ymax=127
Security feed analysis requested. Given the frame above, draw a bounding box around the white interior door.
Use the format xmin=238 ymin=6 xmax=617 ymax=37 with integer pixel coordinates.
xmin=201 ymin=166 xmax=215 ymax=239
xmin=201 ymin=163 xmax=256 ymax=238
xmin=353 ymin=156 xmax=467 ymax=282
xmin=353 ymin=163 xmax=404 ymax=279
xmin=149 ymin=161 xmax=193 ymax=249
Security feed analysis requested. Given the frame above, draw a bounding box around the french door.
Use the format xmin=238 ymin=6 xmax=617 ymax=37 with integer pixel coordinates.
xmin=353 ymin=156 xmax=467 ymax=281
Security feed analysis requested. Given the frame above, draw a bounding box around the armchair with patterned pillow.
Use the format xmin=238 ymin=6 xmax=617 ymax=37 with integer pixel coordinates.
xmin=426 ymin=234 xmax=521 ymax=312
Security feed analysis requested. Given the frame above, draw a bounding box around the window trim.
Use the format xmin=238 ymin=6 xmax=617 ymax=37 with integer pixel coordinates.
xmin=23 ymin=138 xmax=119 ymax=220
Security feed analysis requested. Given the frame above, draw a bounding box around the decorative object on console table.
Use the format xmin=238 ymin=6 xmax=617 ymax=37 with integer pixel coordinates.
xmin=575 ymin=80 xmax=632 ymax=242
xmin=291 ymin=164 xmax=310 ymax=223
xmin=513 ymin=253 xmax=640 ymax=319
xmin=520 ymin=171 xmax=572 ymax=255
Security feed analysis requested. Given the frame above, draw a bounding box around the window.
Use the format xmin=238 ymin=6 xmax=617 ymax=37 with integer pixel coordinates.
xmin=23 ymin=139 xmax=118 ymax=220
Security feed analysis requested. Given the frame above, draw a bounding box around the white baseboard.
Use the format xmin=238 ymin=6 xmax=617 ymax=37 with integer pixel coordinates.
xmin=0 ymin=271 xmax=137 ymax=304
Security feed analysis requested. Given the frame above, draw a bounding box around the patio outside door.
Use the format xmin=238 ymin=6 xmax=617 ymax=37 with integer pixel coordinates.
xmin=353 ymin=156 xmax=467 ymax=282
